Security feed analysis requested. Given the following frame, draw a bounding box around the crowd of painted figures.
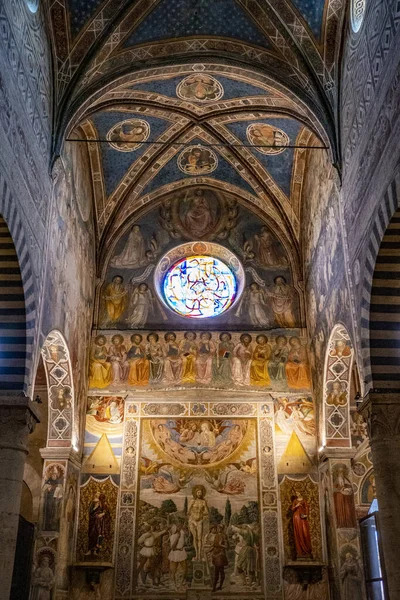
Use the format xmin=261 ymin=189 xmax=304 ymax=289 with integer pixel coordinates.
xmin=89 ymin=332 xmax=311 ymax=389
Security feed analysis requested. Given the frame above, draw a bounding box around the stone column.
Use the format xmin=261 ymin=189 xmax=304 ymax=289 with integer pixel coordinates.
xmin=0 ymin=396 xmax=39 ymax=600
xmin=360 ymin=392 xmax=400 ymax=599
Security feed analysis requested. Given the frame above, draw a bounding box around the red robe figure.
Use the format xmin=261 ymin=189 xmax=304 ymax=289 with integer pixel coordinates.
xmin=85 ymin=492 xmax=110 ymax=556
xmin=290 ymin=491 xmax=312 ymax=559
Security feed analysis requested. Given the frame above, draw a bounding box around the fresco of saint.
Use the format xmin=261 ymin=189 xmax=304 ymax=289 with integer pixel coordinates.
xmin=110 ymin=225 xmax=148 ymax=269
xmin=178 ymin=146 xmax=217 ymax=175
xmin=285 ymin=337 xmax=311 ymax=389
xmin=182 ymin=190 xmax=216 ymax=238
xmin=180 ymin=331 xmax=197 ymax=384
xmin=333 ymin=466 xmax=357 ymax=528
xmin=107 ymin=119 xmax=149 ymax=152
xmin=235 ymin=283 xmax=271 ymax=328
xmin=102 ymin=275 xmax=128 ymax=323
xmin=232 ymin=334 xmax=253 ymax=386
xmin=250 ymin=334 xmax=272 ymax=386
xmin=290 ymin=490 xmax=312 ymax=559
xmin=89 ymin=335 xmax=112 ymax=388
xmin=246 ymin=122 xmax=289 ymax=155
xmin=213 ymin=333 xmax=234 ymax=384
xmin=42 ymin=465 xmax=64 ymax=531
xmin=146 ymin=333 xmax=164 ymax=384
xmin=127 ymin=334 xmax=149 ymax=386
xmin=266 ymin=276 xmax=297 ymax=327
xmin=176 ymin=74 xmax=224 ymax=102
xmin=268 ymin=335 xmax=288 ymax=383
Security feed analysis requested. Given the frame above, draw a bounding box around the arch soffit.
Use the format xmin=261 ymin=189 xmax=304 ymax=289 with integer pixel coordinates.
xmin=40 ymin=330 xmax=76 ymax=447
xmin=322 ymin=324 xmax=354 ymax=448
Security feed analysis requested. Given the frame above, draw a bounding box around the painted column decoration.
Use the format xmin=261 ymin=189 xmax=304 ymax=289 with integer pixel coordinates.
xmin=31 ymin=332 xmax=78 ymax=600
xmin=115 ymin=400 xmax=139 ymax=597
xmin=323 ymin=325 xmax=354 ymax=448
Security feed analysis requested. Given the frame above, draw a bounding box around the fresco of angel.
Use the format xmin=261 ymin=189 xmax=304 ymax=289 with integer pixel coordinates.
xmin=150 ymin=419 xmax=247 ymax=466
xmin=274 ymin=398 xmax=315 ymax=437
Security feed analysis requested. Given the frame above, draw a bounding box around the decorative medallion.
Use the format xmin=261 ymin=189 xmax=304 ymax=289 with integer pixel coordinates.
xmin=106 ymin=119 xmax=150 ymax=152
xmin=246 ymin=123 xmax=289 ymax=155
xmin=178 ymin=145 xmax=218 ymax=175
xmin=176 ymin=74 xmax=224 ymax=102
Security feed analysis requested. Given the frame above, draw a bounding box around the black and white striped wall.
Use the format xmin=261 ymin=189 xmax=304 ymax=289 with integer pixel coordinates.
xmin=0 ymin=174 xmax=36 ymax=393
xmin=360 ymin=169 xmax=400 ymax=391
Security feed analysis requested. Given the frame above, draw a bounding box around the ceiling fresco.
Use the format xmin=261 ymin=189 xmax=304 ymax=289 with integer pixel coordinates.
xmin=47 ymin=0 xmax=343 ymax=288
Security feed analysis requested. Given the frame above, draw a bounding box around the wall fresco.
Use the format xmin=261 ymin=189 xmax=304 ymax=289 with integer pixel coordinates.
xmin=98 ymin=188 xmax=300 ymax=331
xmin=135 ymin=416 xmax=262 ymax=595
xmin=89 ymin=331 xmax=311 ymax=392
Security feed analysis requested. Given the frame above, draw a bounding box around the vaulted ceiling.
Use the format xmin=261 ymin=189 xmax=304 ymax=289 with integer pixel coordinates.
xmin=48 ymin=0 xmax=346 ymax=267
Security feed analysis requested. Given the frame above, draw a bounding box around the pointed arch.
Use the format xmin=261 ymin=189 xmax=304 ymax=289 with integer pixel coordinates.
xmin=322 ymin=324 xmax=354 ymax=448
xmin=40 ymin=330 xmax=75 ymax=447
xmin=0 ymin=175 xmax=37 ymax=393
xmin=360 ymin=168 xmax=400 ymax=390
xmin=0 ymin=215 xmax=27 ymax=391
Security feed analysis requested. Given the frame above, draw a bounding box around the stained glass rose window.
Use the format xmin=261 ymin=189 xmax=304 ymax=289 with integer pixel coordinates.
xmin=163 ymin=255 xmax=237 ymax=318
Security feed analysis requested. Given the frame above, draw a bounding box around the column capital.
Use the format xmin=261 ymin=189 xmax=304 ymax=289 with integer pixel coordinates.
xmin=40 ymin=446 xmax=82 ymax=468
xmin=0 ymin=395 xmax=40 ymax=452
xmin=359 ymin=392 xmax=400 ymax=442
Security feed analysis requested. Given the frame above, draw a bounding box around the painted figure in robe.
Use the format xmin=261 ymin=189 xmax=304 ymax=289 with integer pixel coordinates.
xmin=180 ymin=331 xmax=197 ymax=384
xmin=230 ymin=523 xmax=259 ymax=586
xmin=236 ymin=282 xmax=270 ymax=327
xmin=102 ymin=275 xmax=128 ymax=323
xmin=266 ymin=276 xmax=296 ymax=327
xmin=290 ymin=491 xmax=312 ymax=559
xmin=268 ymin=335 xmax=288 ymax=383
xmin=333 ymin=466 xmax=357 ymax=528
xmin=42 ymin=466 xmax=64 ymax=531
xmin=285 ymin=337 xmax=311 ymax=389
xmin=340 ymin=553 xmax=364 ymax=600
xmin=85 ymin=492 xmax=110 ymax=556
xmin=213 ymin=332 xmax=234 ymax=384
xmin=252 ymin=227 xmax=285 ymax=266
xmin=196 ymin=332 xmax=216 ymax=384
xmin=89 ymin=335 xmax=112 ymax=388
xmin=146 ymin=333 xmax=164 ymax=384
xmin=250 ymin=334 xmax=272 ymax=386
xmin=109 ymin=334 xmax=128 ymax=384
xmin=110 ymin=224 xmax=147 ymax=269
xmin=232 ymin=334 xmax=253 ymax=386
xmin=182 ymin=190 xmax=215 ymax=238
xmin=127 ymin=334 xmax=149 ymax=386
xmin=331 ymin=339 xmax=351 ymax=357
xmin=326 ymin=381 xmax=347 ymax=406
xmin=163 ymin=332 xmax=183 ymax=383
xmin=128 ymin=283 xmax=153 ymax=328
xmin=32 ymin=556 xmax=54 ymax=600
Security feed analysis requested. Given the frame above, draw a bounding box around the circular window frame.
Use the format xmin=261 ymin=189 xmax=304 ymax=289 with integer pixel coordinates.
xmin=154 ymin=242 xmax=245 ymax=319
xmin=351 ymin=0 xmax=366 ymax=33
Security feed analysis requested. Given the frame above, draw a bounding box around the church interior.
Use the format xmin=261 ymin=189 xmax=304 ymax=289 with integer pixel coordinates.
xmin=0 ymin=1 xmax=399 ymax=599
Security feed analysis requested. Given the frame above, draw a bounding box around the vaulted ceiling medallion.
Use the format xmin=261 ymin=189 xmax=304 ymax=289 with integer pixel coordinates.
xmin=106 ymin=119 xmax=150 ymax=152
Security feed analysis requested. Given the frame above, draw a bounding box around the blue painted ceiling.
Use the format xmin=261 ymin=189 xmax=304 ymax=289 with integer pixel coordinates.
xmin=123 ymin=0 xmax=271 ymax=48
